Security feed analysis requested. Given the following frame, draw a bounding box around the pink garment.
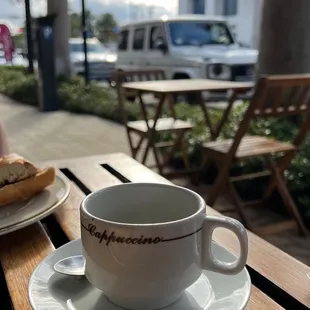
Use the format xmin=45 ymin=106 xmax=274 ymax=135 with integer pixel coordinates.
xmin=0 ymin=121 xmax=9 ymax=157
xmin=0 ymin=24 xmax=13 ymax=62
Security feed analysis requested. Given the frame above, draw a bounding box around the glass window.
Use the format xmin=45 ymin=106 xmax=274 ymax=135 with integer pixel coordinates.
xmin=223 ymin=0 xmax=238 ymax=16
xmin=118 ymin=30 xmax=129 ymax=50
xmin=149 ymin=25 xmax=164 ymax=49
xmin=168 ymin=21 xmax=234 ymax=46
xmin=133 ymin=28 xmax=145 ymax=50
xmin=193 ymin=0 xmax=205 ymax=14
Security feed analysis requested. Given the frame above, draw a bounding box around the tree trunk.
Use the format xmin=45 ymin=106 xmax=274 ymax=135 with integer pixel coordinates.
xmin=47 ymin=0 xmax=71 ymax=76
xmin=257 ymin=0 xmax=310 ymax=76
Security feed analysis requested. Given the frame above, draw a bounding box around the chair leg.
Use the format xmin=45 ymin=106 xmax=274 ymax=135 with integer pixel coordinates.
xmin=142 ymin=140 xmax=151 ymax=165
xmin=161 ymin=130 xmax=185 ymax=168
xmin=275 ymin=174 xmax=308 ymax=236
xmin=194 ymin=153 xmax=212 ymax=185
xmin=265 ymin=156 xmax=308 ymax=236
xmin=133 ymin=136 xmax=145 ymax=159
xmin=180 ymin=136 xmax=190 ymax=170
xmin=151 ymin=142 xmax=163 ymax=175
xmin=127 ymin=131 xmax=136 ymax=159
xmin=227 ymin=180 xmax=252 ymax=230
xmin=262 ymin=150 xmax=296 ymax=202
xmin=207 ymin=163 xmax=230 ymax=207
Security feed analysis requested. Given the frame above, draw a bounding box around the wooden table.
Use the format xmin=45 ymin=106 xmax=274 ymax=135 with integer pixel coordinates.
xmin=0 ymin=153 xmax=309 ymax=310
xmin=123 ymin=79 xmax=254 ymax=140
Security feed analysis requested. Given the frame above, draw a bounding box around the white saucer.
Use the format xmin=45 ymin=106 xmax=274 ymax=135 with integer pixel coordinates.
xmin=0 ymin=171 xmax=70 ymax=236
xmin=28 ymin=239 xmax=251 ymax=310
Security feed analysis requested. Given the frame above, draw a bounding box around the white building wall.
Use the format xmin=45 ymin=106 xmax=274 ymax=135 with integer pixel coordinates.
xmin=226 ymin=0 xmax=263 ymax=48
xmin=177 ymin=0 xmax=263 ymax=48
xmin=252 ymin=0 xmax=263 ymax=49
xmin=178 ymin=0 xmax=222 ymax=15
xmin=178 ymin=0 xmax=192 ymax=14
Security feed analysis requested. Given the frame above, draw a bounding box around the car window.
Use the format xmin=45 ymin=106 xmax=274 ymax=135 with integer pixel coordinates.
xmin=133 ymin=28 xmax=145 ymax=50
xmin=118 ymin=30 xmax=129 ymax=51
xmin=70 ymin=42 xmax=106 ymax=53
xmin=168 ymin=21 xmax=234 ymax=46
xmin=149 ymin=25 xmax=164 ymax=49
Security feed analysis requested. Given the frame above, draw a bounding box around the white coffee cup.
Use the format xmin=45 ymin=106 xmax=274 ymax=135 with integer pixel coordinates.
xmin=80 ymin=183 xmax=248 ymax=310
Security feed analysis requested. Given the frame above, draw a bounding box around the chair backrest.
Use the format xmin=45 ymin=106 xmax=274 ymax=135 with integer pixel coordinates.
xmin=253 ymin=74 xmax=310 ymax=117
xmin=227 ymin=74 xmax=310 ymax=159
xmin=113 ymin=70 xmax=166 ymax=83
xmin=112 ymin=69 xmax=166 ymax=125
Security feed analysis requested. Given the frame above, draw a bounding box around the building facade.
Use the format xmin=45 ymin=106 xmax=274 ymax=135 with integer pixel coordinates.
xmin=178 ymin=0 xmax=263 ymax=48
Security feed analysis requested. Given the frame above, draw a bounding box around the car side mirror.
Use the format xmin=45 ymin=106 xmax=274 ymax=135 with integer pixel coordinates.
xmin=156 ymin=39 xmax=168 ymax=54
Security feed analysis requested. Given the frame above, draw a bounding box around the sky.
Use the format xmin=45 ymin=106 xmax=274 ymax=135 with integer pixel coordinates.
xmin=126 ymin=0 xmax=177 ymax=11
xmin=1 ymin=0 xmax=178 ymax=34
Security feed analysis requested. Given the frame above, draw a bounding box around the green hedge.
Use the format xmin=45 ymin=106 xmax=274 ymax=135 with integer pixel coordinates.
xmin=0 ymin=66 xmax=38 ymax=106
xmin=1 ymin=67 xmax=310 ymax=223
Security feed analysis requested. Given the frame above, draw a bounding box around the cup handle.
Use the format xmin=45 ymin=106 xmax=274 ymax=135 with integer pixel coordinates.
xmin=201 ymin=215 xmax=248 ymax=275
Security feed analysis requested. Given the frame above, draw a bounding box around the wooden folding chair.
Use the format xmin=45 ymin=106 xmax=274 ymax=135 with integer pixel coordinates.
xmin=113 ymin=69 xmax=193 ymax=178
xmin=202 ymin=74 xmax=310 ymax=236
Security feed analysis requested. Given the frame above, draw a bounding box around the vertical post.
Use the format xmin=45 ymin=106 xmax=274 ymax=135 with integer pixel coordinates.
xmin=25 ymin=0 xmax=34 ymax=73
xmin=47 ymin=0 xmax=71 ymax=76
xmin=81 ymin=0 xmax=89 ymax=84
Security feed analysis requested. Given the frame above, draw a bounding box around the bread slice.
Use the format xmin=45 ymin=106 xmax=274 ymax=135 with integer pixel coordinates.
xmin=0 ymin=167 xmax=56 ymax=206
xmin=0 ymin=154 xmax=38 ymax=188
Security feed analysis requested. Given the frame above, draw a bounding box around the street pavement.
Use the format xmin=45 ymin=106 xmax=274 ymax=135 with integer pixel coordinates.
xmin=0 ymin=94 xmax=130 ymax=162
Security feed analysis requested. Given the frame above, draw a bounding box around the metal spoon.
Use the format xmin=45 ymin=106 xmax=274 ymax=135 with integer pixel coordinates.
xmin=54 ymin=255 xmax=85 ymax=276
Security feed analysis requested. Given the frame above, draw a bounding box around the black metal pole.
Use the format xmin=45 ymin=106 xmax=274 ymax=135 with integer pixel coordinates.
xmin=25 ymin=0 xmax=34 ymax=73
xmin=81 ymin=0 xmax=89 ymax=84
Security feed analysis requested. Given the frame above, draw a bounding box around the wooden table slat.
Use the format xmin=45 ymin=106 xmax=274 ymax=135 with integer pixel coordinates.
xmin=246 ymin=286 xmax=284 ymax=310
xmin=53 ymin=181 xmax=85 ymax=241
xmin=53 ymin=164 xmax=123 ymax=241
xmin=1 ymin=153 xmax=308 ymax=310
xmin=0 ymin=223 xmax=54 ymax=310
xmin=102 ymin=153 xmax=169 ymax=184
xmin=210 ymin=217 xmax=310 ymax=307
xmin=69 ymin=164 xmax=120 ymax=192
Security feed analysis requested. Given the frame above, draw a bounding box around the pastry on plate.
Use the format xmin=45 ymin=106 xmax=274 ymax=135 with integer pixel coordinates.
xmin=0 ymin=154 xmax=55 ymax=206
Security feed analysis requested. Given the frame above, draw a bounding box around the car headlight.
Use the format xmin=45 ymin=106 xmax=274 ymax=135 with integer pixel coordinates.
xmin=207 ymin=64 xmax=231 ymax=80
xmin=106 ymin=54 xmax=117 ymax=63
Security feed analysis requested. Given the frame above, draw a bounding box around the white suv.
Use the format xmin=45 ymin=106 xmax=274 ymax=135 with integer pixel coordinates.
xmin=116 ymin=15 xmax=258 ymax=84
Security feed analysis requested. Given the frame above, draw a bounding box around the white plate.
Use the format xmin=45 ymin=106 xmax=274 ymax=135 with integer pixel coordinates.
xmin=29 ymin=239 xmax=251 ymax=310
xmin=0 ymin=170 xmax=70 ymax=235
